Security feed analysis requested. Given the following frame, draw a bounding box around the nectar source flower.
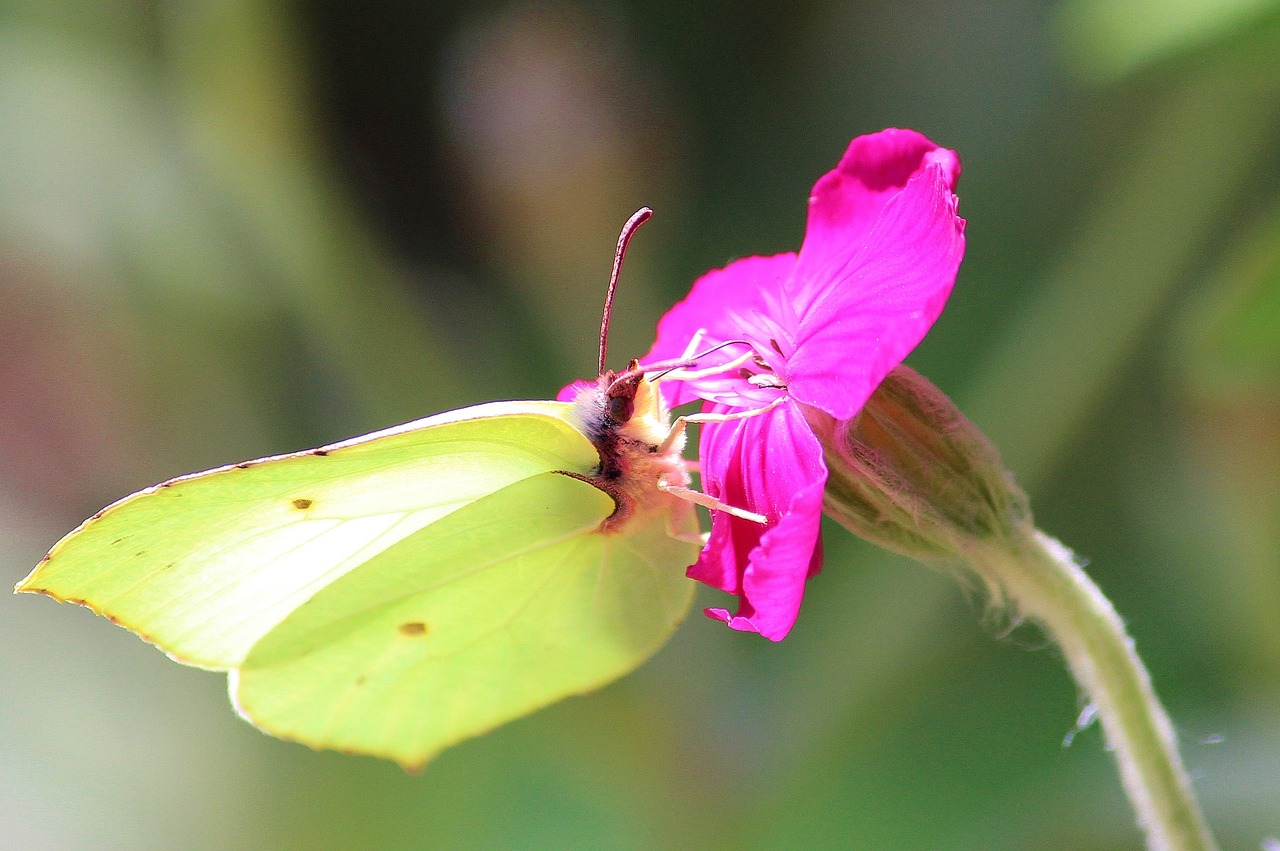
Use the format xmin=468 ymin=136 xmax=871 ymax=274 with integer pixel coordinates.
xmin=646 ymin=129 xmax=966 ymax=640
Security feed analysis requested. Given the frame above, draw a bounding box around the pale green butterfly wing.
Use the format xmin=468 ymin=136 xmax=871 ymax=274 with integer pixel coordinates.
xmin=19 ymin=395 xmax=701 ymax=767
xmin=17 ymin=401 xmax=607 ymax=669
xmin=233 ymin=472 xmax=697 ymax=768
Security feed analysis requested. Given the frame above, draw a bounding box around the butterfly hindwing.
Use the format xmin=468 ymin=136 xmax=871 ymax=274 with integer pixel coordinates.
xmin=234 ymin=471 xmax=696 ymax=768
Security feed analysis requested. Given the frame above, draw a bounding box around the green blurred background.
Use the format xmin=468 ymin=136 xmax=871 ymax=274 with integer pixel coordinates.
xmin=3 ymin=1 xmax=1278 ymax=848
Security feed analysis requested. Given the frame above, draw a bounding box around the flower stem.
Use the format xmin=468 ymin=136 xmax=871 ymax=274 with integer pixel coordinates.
xmin=972 ymin=529 xmax=1218 ymax=851
xmin=815 ymin=367 xmax=1216 ymax=847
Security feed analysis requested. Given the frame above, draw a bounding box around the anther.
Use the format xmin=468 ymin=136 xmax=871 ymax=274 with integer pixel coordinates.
xmin=748 ymin=374 xmax=787 ymax=389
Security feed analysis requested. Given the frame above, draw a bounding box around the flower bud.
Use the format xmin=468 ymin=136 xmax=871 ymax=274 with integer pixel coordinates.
xmin=807 ymin=365 xmax=1031 ymax=564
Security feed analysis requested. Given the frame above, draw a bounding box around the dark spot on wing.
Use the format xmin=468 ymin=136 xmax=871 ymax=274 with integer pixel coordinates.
xmin=235 ymin=462 xmax=252 ymax=470
xmin=313 ymin=449 xmax=329 ymax=457
xmin=398 ymin=621 xmax=428 ymax=637
xmin=157 ymin=482 xmax=172 ymax=489
xmin=89 ymin=510 xmax=105 ymax=520
xmin=291 ymin=498 xmax=313 ymax=510
xmin=355 ymin=675 xmax=368 ymax=686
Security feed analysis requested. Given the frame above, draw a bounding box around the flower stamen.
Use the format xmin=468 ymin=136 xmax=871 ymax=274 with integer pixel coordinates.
xmin=641 ymin=339 xmax=759 ymax=383
xmin=678 ymin=328 xmax=707 ymax=362
xmin=657 ymin=393 xmax=788 ymax=456
xmin=662 ymin=349 xmax=758 ymax=383
xmin=747 ymin=374 xmax=786 ymax=389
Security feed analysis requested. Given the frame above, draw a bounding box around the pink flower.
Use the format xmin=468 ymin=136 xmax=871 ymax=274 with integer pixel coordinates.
xmin=646 ymin=129 xmax=965 ymax=640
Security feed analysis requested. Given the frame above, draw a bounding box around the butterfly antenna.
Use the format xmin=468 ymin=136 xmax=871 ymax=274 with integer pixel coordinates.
xmin=598 ymin=207 xmax=653 ymax=375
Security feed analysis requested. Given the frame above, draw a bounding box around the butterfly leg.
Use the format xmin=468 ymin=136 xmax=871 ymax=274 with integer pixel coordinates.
xmin=658 ymin=481 xmax=767 ymax=525
xmin=660 ymin=496 xmax=711 ymax=545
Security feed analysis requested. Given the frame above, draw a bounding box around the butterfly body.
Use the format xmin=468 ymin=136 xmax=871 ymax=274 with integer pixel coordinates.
xmin=568 ymin=360 xmax=689 ymax=534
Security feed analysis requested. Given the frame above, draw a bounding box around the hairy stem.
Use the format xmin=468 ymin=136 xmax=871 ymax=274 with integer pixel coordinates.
xmin=970 ymin=529 xmax=1218 ymax=851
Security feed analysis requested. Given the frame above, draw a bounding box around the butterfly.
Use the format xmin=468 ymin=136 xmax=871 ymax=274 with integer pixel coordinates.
xmin=16 ymin=208 xmax=723 ymax=770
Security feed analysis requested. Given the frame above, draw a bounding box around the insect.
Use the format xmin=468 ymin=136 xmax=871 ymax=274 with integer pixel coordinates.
xmin=16 ymin=208 xmax=729 ymax=770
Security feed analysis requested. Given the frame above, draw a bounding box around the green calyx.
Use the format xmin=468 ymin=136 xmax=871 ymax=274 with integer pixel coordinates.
xmin=811 ymin=365 xmax=1032 ymax=564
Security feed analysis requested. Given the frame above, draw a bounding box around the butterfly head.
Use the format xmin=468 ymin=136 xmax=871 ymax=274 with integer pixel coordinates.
xmin=564 ymin=359 xmax=688 ymax=532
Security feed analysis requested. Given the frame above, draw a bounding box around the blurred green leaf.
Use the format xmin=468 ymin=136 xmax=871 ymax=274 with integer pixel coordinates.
xmin=1178 ymin=203 xmax=1280 ymax=393
xmin=963 ymin=54 xmax=1280 ymax=488
xmin=1057 ymin=0 xmax=1280 ymax=81
xmin=168 ymin=0 xmax=462 ymax=427
xmin=1172 ymin=203 xmax=1280 ymax=682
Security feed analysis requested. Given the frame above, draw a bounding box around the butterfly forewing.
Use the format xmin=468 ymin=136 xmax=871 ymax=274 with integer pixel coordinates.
xmin=18 ymin=402 xmax=600 ymax=669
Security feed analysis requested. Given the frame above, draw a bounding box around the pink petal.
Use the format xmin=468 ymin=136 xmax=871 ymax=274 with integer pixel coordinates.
xmin=687 ymin=400 xmax=826 ymax=641
xmin=643 ymin=253 xmax=797 ymax=409
xmin=786 ymin=158 xmax=965 ymax=421
xmin=790 ymin=129 xmax=961 ymax=314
